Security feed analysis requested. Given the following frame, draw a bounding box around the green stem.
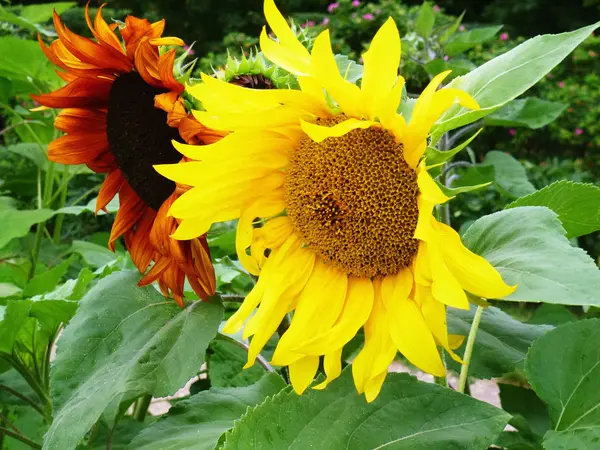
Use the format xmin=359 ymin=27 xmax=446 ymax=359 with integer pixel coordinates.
xmin=29 ymin=161 xmax=56 ymax=280
xmin=0 ymin=385 xmax=47 ymax=419
xmin=52 ymin=166 xmax=70 ymax=243
xmin=133 ymin=394 xmax=152 ymax=422
xmin=457 ymin=306 xmax=484 ymax=394
xmin=0 ymin=427 xmax=42 ymax=450
xmin=433 ymin=350 xmax=448 ymax=387
xmin=216 ymin=333 xmax=274 ymax=372
xmin=70 ymin=185 xmax=100 ymax=207
xmin=2 ymin=355 xmax=52 ymax=420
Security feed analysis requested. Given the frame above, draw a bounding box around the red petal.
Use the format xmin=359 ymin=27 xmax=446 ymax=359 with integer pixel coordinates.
xmin=48 ymin=132 xmax=109 ymax=164
xmin=96 ymin=169 xmax=124 ymax=213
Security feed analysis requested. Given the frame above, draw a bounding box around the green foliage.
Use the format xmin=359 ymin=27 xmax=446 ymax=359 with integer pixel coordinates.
xmin=462 ymin=206 xmax=600 ymax=306
xmin=127 ymin=373 xmax=286 ymax=450
xmin=44 ymin=271 xmax=223 ymax=450
xmin=526 ymin=319 xmax=600 ymax=449
xmin=222 ymin=369 xmax=510 ymax=449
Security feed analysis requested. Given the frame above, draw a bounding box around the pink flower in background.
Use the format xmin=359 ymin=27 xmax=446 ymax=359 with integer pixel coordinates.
xmin=575 ymin=128 xmax=584 ymax=136
xmin=509 ymin=129 xmax=516 ymax=136
xmin=363 ymin=13 xmax=374 ymax=20
xmin=433 ymin=5 xmax=440 ymax=12
xmin=459 ymin=25 xmax=465 ymax=31
xmin=327 ymin=2 xmax=339 ymax=13
xmin=352 ymin=0 xmax=360 ymax=6
xmin=500 ymin=32 xmax=509 ymax=41
xmin=558 ymin=81 xmax=565 ymax=88
xmin=443 ymin=55 xmax=449 ymax=61
xmin=184 ymin=44 xmax=195 ymax=56
xmin=322 ymin=17 xmax=329 ymax=25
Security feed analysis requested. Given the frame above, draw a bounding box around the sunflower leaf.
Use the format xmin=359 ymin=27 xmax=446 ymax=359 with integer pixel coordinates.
xmin=507 ymin=180 xmax=600 ymax=239
xmin=525 ymin=319 xmax=600 ymax=449
xmin=126 ymin=373 xmax=286 ymax=450
xmin=44 ymin=271 xmax=223 ymax=450
xmin=430 ymin=21 xmax=600 ymax=142
xmin=462 ymin=206 xmax=600 ymax=306
xmin=222 ymin=369 xmax=509 ymax=449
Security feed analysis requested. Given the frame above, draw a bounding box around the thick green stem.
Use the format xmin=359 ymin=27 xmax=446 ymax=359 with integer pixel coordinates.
xmin=0 ymin=385 xmax=47 ymax=419
xmin=133 ymin=394 xmax=152 ymax=422
xmin=0 ymin=427 xmax=41 ymax=450
xmin=457 ymin=306 xmax=484 ymax=394
xmin=2 ymin=356 xmax=52 ymax=420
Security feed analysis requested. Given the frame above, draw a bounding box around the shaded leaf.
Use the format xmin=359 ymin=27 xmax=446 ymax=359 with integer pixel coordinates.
xmin=444 ymin=25 xmax=503 ymax=56
xmin=482 ymin=151 xmax=536 ymax=199
xmin=127 ymin=373 xmax=286 ymax=450
xmin=22 ymin=255 xmax=75 ymax=298
xmin=447 ymin=306 xmax=552 ymax=379
xmin=415 ymin=2 xmax=435 ymax=38
xmin=0 ymin=208 xmax=54 ymax=249
xmin=208 ymin=339 xmax=267 ymax=388
xmin=485 ymin=97 xmax=567 ymax=129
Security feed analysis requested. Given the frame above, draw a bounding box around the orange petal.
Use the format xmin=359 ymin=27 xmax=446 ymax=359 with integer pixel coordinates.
xmin=158 ymin=49 xmax=184 ymax=93
xmin=31 ymin=77 xmax=112 ymax=108
xmin=108 ymin=182 xmax=146 ymax=250
xmin=96 ymin=169 xmax=125 ymax=213
xmin=54 ymin=108 xmax=106 ymax=133
xmin=48 ymin=132 xmax=109 ymax=164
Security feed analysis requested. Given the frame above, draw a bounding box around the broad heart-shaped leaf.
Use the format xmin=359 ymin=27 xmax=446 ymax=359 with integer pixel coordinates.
xmin=447 ymin=306 xmax=552 ymax=379
xmin=127 ymin=373 xmax=286 ymax=450
xmin=499 ymin=384 xmax=550 ymax=438
xmin=222 ymin=369 xmax=509 ymax=449
xmin=0 ymin=36 xmax=60 ymax=84
xmin=462 ymin=206 xmax=600 ymax=306
xmin=525 ymin=320 xmax=600 ymax=450
xmin=507 ymin=181 xmax=600 ymax=239
xmin=431 ymin=22 xmax=600 ymax=141
xmin=43 ymin=271 xmax=223 ymax=450
xmin=484 ymin=97 xmax=567 ymax=129
xmin=482 ymin=151 xmax=536 ymax=199
xmin=0 ymin=208 xmax=54 ymax=250
xmin=0 ymin=300 xmax=31 ymax=353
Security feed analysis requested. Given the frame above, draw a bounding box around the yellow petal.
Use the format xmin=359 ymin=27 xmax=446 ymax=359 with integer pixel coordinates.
xmin=386 ymin=294 xmax=445 ymax=377
xmin=380 ymin=267 xmax=413 ymax=311
xmin=223 ymin=279 xmax=267 ymax=334
xmin=310 ymin=30 xmax=362 ymax=117
xmin=449 ymin=334 xmax=465 ymax=349
xmin=289 ymin=355 xmax=320 ymax=395
xmin=435 ymin=220 xmax=517 ymax=299
xmin=300 ymin=118 xmax=375 ymax=143
xmin=251 ymin=216 xmax=295 ymax=271
xmin=364 ymin=371 xmax=388 ymax=403
xmin=236 ymin=197 xmax=286 ymax=275
xmin=172 ymin=131 xmax=291 ymax=162
xmin=294 ymin=276 xmax=374 ymax=355
xmin=271 ymin=259 xmax=347 ymax=366
xmin=420 ymin=287 xmax=463 ymax=363
xmin=427 ymin=237 xmax=470 ymax=310
xmin=417 ymin=163 xmax=451 ymax=204
xmin=171 ymin=210 xmax=238 ymax=240
xmin=259 ymin=27 xmax=313 ymax=77
xmin=361 ymin=17 xmax=401 ymax=120
xmin=313 ymin=348 xmax=343 ymax=390
xmin=261 ymin=0 xmax=312 ymax=75
xmin=412 ymin=241 xmax=432 ymax=286
xmin=379 ymin=77 xmax=406 ymax=133
xmin=192 ymin=107 xmax=306 ymax=132
xmin=352 ymin=281 xmax=396 ymax=394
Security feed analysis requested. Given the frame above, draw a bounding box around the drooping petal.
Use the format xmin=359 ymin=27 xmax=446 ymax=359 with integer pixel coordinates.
xmin=48 ymin=132 xmax=109 ymax=164
xmin=313 ymin=347 xmax=343 ymax=390
xmin=289 ymin=355 xmax=320 ymax=395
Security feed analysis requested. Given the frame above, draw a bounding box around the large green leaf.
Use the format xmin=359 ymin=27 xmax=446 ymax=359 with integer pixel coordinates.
xmin=127 ymin=373 xmax=286 ymax=450
xmin=444 ymin=25 xmax=503 ymax=56
xmin=526 ymin=320 xmax=600 ymax=449
xmin=0 ymin=36 xmax=59 ymax=85
xmin=447 ymin=306 xmax=552 ymax=379
xmin=482 ymin=151 xmax=536 ymax=199
xmin=3 ymin=143 xmax=50 ymax=171
xmin=43 ymin=271 xmax=223 ymax=450
xmin=431 ymin=22 xmax=600 ymax=140
xmin=484 ymin=97 xmax=567 ymax=129
xmin=22 ymin=255 xmax=74 ymax=298
xmin=507 ymin=181 xmax=600 ymax=239
xmin=462 ymin=207 xmax=600 ymax=306
xmin=222 ymin=369 xmax=509 ymax=449
xmin=499 ymin=384 xmax=550 ymax=439
xmin=68 ymin=240 xmax=117 ymax=268
xmin=20 ymin=2 xmax=76 ymax=23
xmin=0 ymin=208 xmax=54 ymax=250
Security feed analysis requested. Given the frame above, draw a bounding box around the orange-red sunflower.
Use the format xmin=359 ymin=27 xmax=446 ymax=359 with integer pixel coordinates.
xmin=32 ymin=6 xmax=220 ymax=306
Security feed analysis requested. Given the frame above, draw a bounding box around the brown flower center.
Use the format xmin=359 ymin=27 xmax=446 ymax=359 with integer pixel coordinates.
xmin=285 ymin=116 xmax=420 ymax=278
xmin=229 ymin=74 xmax=275 ymax=89
xmin=106 ymin=72 xmax=182 ymax=211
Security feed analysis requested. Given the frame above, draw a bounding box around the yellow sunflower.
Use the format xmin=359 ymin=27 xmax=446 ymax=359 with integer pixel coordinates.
xmin=156 ymin=0 xmax=516 ymax=401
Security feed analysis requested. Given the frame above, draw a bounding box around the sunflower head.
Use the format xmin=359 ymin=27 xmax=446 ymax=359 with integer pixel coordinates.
xmin=156 ymin=0 xmax=517 ymax=400
xmin=32 ymin=5 xmax=217 ymax=306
